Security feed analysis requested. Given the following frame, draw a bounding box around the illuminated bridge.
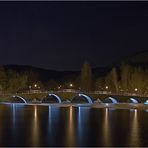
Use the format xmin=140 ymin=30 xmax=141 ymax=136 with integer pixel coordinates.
xmin=9 ymin=93 xmax=148 ymax=104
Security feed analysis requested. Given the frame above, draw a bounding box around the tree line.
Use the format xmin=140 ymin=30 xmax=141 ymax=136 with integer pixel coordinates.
xmin=0 ymin=62 xmax=148 ymax=95
xmin=72 ymin=62 xmax=148 ymax=96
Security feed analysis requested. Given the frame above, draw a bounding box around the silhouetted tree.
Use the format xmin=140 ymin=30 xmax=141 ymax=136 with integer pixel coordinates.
xmin=24 ymin=70 xmax=39 ymax=86
xmin=80 ymin=61 xmax=92 ymax=91
xmin=120 ymin=63 xmax=131 ymax=92
xmin=6 ymin=70 xmax=28 ymax=93
xmin=95 ymin=77 xmax=105 ymax=90
xmin=0 ymin=66 xmax=6 ymax=92
xmin=75 ymin=75 xmax=81 ymax=89
xmin=106 ymin=67 xmax=119 ymax=93
xmin=46 ymin=79 xmax=58 ymax=90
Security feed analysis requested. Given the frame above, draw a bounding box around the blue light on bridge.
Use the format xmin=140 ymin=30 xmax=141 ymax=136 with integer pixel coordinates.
xmin=108 ymin=97 xmax=117 ymax=104
xmin=12 ymin=96 xmax=27 ymax=104
xmin=48 ymin=94 xmax=62 ymax=103
xmin=144 ymin=100 xmax=148 ymax=105
xmin=78 ymin=94 xmax=93 ymax=103
xmin=130 ymin=98 xmax=138 ymax=103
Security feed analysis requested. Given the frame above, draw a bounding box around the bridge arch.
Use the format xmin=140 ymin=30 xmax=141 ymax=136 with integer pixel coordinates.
xmin=71 ymin=93 xmax=93 ymax=103
xmin=42 ymin=93 xmax=62 ymax=103
xmin=103 ymin=97 xmax=118 ymax=104
xmin=129 ymin=98 xmax=139 ymax=103
xmin=12 ymin=96 xmax=27 ymax=103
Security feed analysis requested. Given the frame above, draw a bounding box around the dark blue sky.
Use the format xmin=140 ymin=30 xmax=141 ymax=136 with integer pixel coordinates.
xmin=0 ymin=1 xmax=148 ymax=70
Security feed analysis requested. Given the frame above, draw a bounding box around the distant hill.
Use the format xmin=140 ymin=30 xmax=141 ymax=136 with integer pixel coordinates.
xmin=3 ymin=64 xmax=111 ymax=82
xmin=3 ymin=50 xmax=148 ymax=82
xmin=3 ymin=65 xmax=79 ymax=82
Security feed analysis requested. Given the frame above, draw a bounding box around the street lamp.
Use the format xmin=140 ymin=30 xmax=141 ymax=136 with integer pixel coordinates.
xmin=69 ymin=83 xmax=73 ymax=87
xmin=58 ymin=85 xmax=62 ymax=89
xmin=134 ymin=88 xmax=138 ymax=92
xmin=105 ymin=86 xmax=108 ymax=89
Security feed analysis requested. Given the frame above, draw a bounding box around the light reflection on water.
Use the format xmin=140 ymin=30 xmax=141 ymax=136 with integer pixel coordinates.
xmin=129 ymin=109 xmax=140 ymax=146
xmin=65 ymin=106 xmax=75 ymax=146
xmin=47 ymin=106 xmax=60 ymax=145
xmin=0 ymin=104 xmax=148 ymax=146
xmin=48 ymin=106 xmax=52 ymax=132
xmin=77 ymin=106 xmax=82 ymax=144
xmin=68 ymin=106 xmax=75 ymax=145
xmin=12 ymin=104 xmax=16 ymax=127
xmin=102 ymin=108 xmax=110 ymax=146
xmin=12 ymin=104 xmax=16 ymax=143
xmin=77 ymin=106 xmax=90 ymax=146
xmin=31 ymin=105 xmax=39 ymax=146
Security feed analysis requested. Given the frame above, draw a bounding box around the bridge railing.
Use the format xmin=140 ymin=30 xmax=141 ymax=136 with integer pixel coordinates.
xmin=1 ymin=89 xmax=148 ymax=98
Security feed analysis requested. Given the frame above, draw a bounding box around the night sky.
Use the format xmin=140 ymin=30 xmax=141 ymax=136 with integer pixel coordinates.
xmin=0 ymin=1 xmax=148 ymax=70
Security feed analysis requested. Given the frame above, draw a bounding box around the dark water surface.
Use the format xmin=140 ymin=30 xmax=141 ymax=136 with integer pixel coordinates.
xmin=0 ymin=104 xmax=148 ymax=147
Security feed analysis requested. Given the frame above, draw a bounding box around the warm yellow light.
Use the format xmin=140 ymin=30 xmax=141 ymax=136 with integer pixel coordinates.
xmin=70 ymin=83 xmax=73 ymax=87
xmin=105 ymin=86 xmax=108 ymax=89
xmin=58 ymin=85 xmax=61 ymax=89
xmin=135 ymin=88 xmax=138 ymax=91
